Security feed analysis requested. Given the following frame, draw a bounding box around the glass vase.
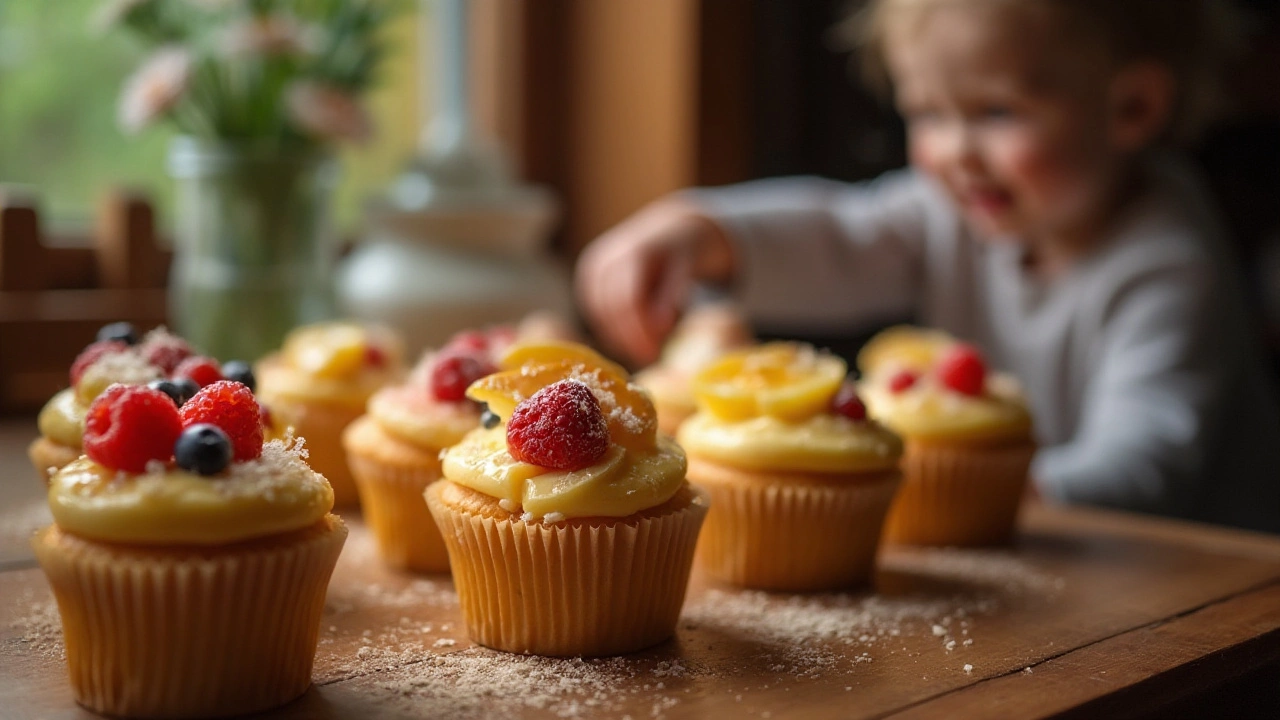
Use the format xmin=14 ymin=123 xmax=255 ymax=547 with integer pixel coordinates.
xmin=167 ymin=136 xmax=338 ymax=361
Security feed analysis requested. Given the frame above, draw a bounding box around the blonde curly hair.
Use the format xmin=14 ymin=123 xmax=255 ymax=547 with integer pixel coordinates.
xmin=844 ymin=0 xmax=1242 ymax=143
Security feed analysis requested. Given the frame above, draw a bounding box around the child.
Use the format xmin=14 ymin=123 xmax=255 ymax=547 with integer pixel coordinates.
xmin=575 ymin=0 xmax=1280 ymax=533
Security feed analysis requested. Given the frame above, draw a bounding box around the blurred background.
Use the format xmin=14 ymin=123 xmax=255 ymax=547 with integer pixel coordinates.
xmin=1 ymin=0 xmax=1278 ymax=411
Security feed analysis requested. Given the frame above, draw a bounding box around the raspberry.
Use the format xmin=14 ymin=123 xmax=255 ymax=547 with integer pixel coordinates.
xmin=364 ymin=344 xmax=388 ymax=368
xmin=142 ymin=334 xmax=194 ymax=374
xmin=832 ymin=383 xmax=867 ymax=421
xmin=179 ymin=380 xmax=264 ymax=461
xmin=70 ymin=340 xmax=129 ymax=388
xmin=83 ymin=384 xmax=183 ymax=472
xmin=506 ymin=379 xmax=610 ymax=470
xmin=430 ymin=351 xmax=496 ymax=402
xmin=937 ymin=344 xmax=987 ymax=396
xmin=173 ymin=355 xmax=224 ymax=387
xmin=888 ymin=370 xmax=919 ymax=394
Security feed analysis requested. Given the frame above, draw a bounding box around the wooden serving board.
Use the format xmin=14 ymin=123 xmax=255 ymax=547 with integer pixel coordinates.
xmin=2 ymin=420 xmax=1279 ymax=719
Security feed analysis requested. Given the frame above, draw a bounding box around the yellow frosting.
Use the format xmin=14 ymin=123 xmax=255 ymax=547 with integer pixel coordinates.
xmin=47 ymin=439 xmax=334 ymax=545
xmin=37 ymin=389 xmax=86 ymax=449
xmin=859 ymin=373 xmax=1032 ymax=443
xmin=368 ymin=385 xmax=480 ymax=451
xmin=255 ymin=323 xmax=403 ymax=410
xmin=677 ymin=411 xmax=902 ymax=474
xmin=441 ymin=427 xmax=686 ymax=520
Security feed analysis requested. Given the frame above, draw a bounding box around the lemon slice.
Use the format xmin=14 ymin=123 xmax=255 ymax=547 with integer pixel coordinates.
xmin=500 ymin=341 xmax=629 ymax=379
xmin=285 ymin=323 xmax=368 ymax=378
xmin=692 ymin=342 xmax=846 ymax=422
xmin=856 ymin=325 xmax=953 ymax=378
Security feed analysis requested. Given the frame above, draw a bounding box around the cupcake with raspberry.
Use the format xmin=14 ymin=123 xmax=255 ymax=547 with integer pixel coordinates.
xmin=32 ymin=379 xmax=346 ymax=719
xmin=678 ymin=342 xmax=903 ymax=591
xmin=426 ymin=342 xmax=709 ymax=656
xmin=256 ymin=322 xmax=405 ymax=506
xmin=29 ymin=323 xmax=250 ymax=481
xmin=858 ymin=326 xmax=1035 ymax=546
xmin=342 ymin=327 xmax=510 ymax=573
xmin=635 ymin=304 xmax=754 ymax=436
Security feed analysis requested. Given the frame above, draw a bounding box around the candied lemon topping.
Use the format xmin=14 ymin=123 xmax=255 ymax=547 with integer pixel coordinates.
xmin=856 ymin=326 xmax=1032 ymax=442
xmin=47 ymin=438 xmax=333 ymax=545
xmin=256 ymin=322 xmax=403 ymax=408
xmin=442 ymin=427 xmax=686 ymax=519
xmin=444 ymin=342 xmax=683 ymax=520
xmin=678 ymin=412 xmax=902 ymax=473
xmin=37 ymin=389 xmax=88 ymax=449
xmin=692 ymin=343 xmax=846 ymax=422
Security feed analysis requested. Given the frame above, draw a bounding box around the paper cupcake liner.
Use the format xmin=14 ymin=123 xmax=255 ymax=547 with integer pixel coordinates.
xmin=883 ymin=438 xmax=1036 ymax=547
xmin=29 ymin=437 xmax=82 ymax=485
xmin=426 ymin=481 xmax=709 ymax=657
xmin=265 ymin=397 xmax=364 ymax=507
xmin=32 ymin=516 xmax=347 ymax=719
xmin=687 ymin=458 xmax=901 ymax=591
xmin=344 ymin=416 xmax=451 ymax=573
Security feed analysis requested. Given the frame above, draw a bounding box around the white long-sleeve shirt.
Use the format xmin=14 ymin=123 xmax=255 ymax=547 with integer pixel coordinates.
xmin=687 ymin=160 xmax=1280 ymax=533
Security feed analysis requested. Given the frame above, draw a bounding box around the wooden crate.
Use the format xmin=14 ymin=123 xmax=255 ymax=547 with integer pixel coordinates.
xmin=0 ymin=191 xmax=169 ymax=415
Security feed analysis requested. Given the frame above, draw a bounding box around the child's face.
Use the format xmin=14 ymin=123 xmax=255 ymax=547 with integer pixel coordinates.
xmin=886 ymin=4 xmax=1122 ymax=243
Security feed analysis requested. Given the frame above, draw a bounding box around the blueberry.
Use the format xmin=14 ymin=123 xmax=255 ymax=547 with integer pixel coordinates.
xmin=480 ymin=403 xmax=500 ymax=429
xmin=221 ymin=360 xmax=255 ymax=392
xmin=97 ymin=322 xmax=138 ymax=346
xmin=175 ymin=424 xmax=233 ymax=476
xmin=148 ymin=380 xmax=185 ymax=406
xmin=172 ymin=377 xmax=200 ymax=405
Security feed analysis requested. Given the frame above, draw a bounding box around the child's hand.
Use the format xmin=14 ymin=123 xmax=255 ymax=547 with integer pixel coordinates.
xmin=575 ymin=198 xmax=735 ymax=366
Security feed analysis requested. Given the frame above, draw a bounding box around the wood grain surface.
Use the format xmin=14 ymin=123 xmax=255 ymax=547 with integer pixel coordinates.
xmin=2 ymin=420 xmax=1278 ymax=719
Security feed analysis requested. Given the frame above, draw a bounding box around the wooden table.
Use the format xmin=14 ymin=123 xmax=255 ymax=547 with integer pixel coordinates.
xmin=2 ymin=418 xmax=1279 ymax=719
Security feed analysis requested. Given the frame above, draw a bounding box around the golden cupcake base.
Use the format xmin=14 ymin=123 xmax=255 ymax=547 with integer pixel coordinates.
xmin=425 ymin=481 xmax=708 ymax=657
xmin=344 ymin=416 xmax=450 ymax=573
xmin=883 ymin=437 xmax=1036 ymax=547
xmin=32 ymin=516 xmax=347 ymax=719
xmin=688 ymin=458 xmax=900 ymax=591
xmin=28 ymin=437 xmax=81 ymax=485
xmin=264 ymin=397 xmax=364 ymax=507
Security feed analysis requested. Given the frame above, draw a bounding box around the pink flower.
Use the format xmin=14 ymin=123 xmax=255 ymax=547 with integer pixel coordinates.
xmin=219 ymin=14 xmax=320 ymax=58
xmin=285 ymin=81 xmax=372 ymax=143
xmin=117 ymin=47 xmax=192 ymax=134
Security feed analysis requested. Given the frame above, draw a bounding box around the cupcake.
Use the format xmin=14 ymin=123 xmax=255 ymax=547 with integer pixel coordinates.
xmin=635 ymin=304 xmax=754 ymax=436
xmin=29 ymin=323 xmax=245 ymax=482
xmin=426 ymin=342 xmax=708 ymax=656
xmin=858 ymin=326 xmax=1036 ymax=546
xmin=32 ymin=380 xmax=346 ymax=718
xmin=343 ymin=327 xmax=511 ymax=573
xmin=256 ymin=322 xmax=404 ymax=507
xmin=679 ymin=342 xmax=903 ymax=591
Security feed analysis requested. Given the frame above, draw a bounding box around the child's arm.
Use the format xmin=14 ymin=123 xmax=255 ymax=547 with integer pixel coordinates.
xmin=576 ymin=170 xmax=935 ymax=364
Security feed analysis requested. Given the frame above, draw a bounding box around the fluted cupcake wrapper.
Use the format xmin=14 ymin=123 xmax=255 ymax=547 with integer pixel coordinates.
xmin=345 ymin=430 xmax=450 ymax=573
xmin=425 ymin=482 xmax=709 ymax=657
xmin=32 ymin=516 xmax=347 ymax=719
xmin=688 ymin=459 xmax=901 ymax=592
xmin=29 ymin=437 xmax=81 ymax=485
xmin=264 ymin=396 xmax=364 ymax=507
xmin=883 ymin=438 xmax=1036 ymax=547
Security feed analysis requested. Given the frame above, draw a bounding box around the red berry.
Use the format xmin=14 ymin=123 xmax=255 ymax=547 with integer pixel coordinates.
xmin=83 ymin=384 xmax=183 ymax=472
xmin=429 ymin=351 xmax=496 ymax=402
xmin=507 ymin=380 xmax=611 ymax=471
xmin=832 ymin=383 xmax=867 ymax=421
xmin=937 ymin=344 xmax=987 ymax=396
xmin=173 ymin=355 xmax=224 ymax=387
xmin=888 ymin=370 xmax=919 ymax=394
xmin=179 ymin=380 xmax=264 ymax=461
xmin=446 ymin=330 xmax=489 ymax=354
xmin=259 ymin=403 xmax=275 ymax=431
xmin=364 ymin=344 xmax=387 ymax=368
xmin=142 ymin=335 xmax=194 ymax=374
xmin=70 ymin=340 xmax=128 ymax=387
